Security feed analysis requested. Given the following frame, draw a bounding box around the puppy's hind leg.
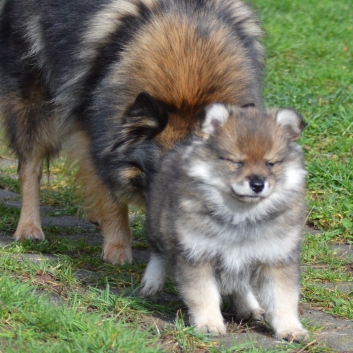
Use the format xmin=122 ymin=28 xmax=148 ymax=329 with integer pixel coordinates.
xmin=230 ymin=284 xmax=264 ymax=322
xmin=141 ymin=252 xmax=167 ymax=296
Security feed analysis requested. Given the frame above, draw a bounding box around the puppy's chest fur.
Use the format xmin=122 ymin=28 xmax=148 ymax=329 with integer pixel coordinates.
xmin=173 ymin=199 xmax=299 ymax=293
xmin=177 ymin=200 xmax=298 ymax=263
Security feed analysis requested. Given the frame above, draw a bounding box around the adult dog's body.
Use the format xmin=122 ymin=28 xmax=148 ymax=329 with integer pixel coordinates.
xmin=0 ymin=0 xmax=264 ymax=264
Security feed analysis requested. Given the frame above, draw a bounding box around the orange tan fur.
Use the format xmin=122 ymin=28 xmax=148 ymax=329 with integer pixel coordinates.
xmin=66 ymin=132 xmax=133 ymax=264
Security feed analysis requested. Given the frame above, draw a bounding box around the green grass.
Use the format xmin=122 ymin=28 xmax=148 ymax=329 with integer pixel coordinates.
xmin=0 ymin=159 xmax=83 ymax=217
xmin=251 ymin=0 xmax=353 ymax=329
xmin=0 ymin=0 xmax=352 ymax=351
xmin=254 ymin=0 xmax=353 ymax=241
xmin=0 ymin=274 xmax=161 ymax=352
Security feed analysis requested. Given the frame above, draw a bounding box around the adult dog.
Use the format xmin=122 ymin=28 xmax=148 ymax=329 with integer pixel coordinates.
xmin=0 ymin=0 xmax=264 ymax=264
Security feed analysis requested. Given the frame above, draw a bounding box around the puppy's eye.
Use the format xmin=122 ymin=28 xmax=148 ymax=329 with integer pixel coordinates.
xmin=266 ymin=162 xmax=277 ymax=168
xmin=220 ymin=157 xmax=244 ymax=166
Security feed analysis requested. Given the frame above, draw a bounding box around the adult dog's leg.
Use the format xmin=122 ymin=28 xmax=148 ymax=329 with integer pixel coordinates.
xmin=1 ymin=85 xmax=61 ymax=241
xmin=14 ymin=157 xmax=45 ymax=240
xmin=69 ymin=132 xmax=133 ymax=265
xmin=101 ymin=199 xmax=132 ymax=265
xmin=82 ymin=169 xmax=133 ymax=265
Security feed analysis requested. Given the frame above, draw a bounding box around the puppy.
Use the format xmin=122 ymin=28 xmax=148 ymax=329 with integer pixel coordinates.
xmin=141 ymin=104 xmax=308 ymax=341
xmin=0 ymin=0 xmax=263 ymax=264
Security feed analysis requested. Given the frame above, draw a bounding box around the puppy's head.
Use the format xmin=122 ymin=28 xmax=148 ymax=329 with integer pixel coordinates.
xmin=187 ymin=103 xmax=306 ymax=203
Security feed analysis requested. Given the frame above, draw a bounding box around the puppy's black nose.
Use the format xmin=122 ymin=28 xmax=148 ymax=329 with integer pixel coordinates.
xmin=249 ymin=178 xmax=265 ymax=193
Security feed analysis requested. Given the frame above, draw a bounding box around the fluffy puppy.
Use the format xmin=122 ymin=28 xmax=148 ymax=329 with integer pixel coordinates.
xmin=141 ymin=104 xmax=308 ymax=341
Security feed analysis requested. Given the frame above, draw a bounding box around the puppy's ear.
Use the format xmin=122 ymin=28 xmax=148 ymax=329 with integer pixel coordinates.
xmin=201 ymin=103 xmax=229 ymax=136
xmin=275 ymin=108 xmax=306 ymax=141
xmin=123 ymin=92 xmax=168 ymax=140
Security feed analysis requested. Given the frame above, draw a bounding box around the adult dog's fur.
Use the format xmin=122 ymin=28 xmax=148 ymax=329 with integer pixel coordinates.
xmin=0 ymin=0 xmax=264 ymax=264
xmin=141 ymin=104 xmax=308 ymax=341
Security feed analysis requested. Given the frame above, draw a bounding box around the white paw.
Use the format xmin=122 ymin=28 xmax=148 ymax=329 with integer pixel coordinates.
xmin=140 ymin=279 xmax=164 ymax=297
xmin=140 ymin=254 xmax=166 ymax=296
xmin=14 ymin=223 xmax=45 ymax=241
xmin=195 ymin=320 xmax=227 ymax=336
xmin=190 ymin=309 xmax=226 ymax=336
xmin=275 ymin=326 xmax=309 ymax=342
xmin=102 ymin=243 xmax=133 ymax=265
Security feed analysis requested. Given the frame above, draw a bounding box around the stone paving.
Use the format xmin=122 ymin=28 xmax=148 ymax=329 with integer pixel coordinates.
xmin=0 ymin=185 xmax=352 ymax=352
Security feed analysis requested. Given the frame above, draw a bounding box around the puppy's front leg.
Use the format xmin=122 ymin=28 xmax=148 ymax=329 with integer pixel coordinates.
xmin=257 ymin=263 xmax=308 ymax=342
xmin=176 ymin=259 xmax=226 ymax=335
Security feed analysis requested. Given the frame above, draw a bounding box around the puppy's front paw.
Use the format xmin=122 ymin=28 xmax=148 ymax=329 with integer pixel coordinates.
xmin=276 ymin=327 xmax=309 ymax=342
xmin=196 ymin=322 xmax=227 ymax=336
xmin=191 ymin=313 xmax=226 ymax=336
